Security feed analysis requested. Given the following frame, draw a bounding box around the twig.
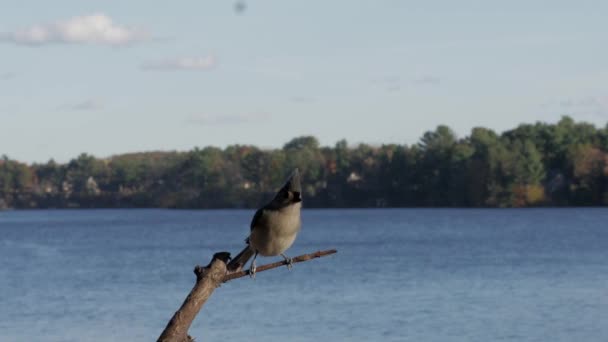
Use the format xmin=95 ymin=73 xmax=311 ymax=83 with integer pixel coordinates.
xmin=222 ymin=249 xmax=337 ymax=282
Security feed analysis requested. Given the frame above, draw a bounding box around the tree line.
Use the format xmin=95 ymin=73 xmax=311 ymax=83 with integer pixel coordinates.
xmin=1 ymin=116 xmax=607 ymax=209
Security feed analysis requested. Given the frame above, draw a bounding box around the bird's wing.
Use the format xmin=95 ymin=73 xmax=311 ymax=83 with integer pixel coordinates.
xmin=250 ymin=208 xmax=266 ymax=231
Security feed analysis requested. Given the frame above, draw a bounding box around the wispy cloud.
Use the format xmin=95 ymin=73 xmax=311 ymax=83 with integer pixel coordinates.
xmin=560 ymin=97 xmax=608 ymax=118
xmin=290 ymin=96 xmax=315 ymax=104
xmin=542 ymin=96 xmax=608 ymax=119
xmin=370 ymin=76 xmax=401 ymax=92
xmin=0 ymin=72 xmax=16 ymax=80
xmin=60 ymin=99 xmax=104 ymax=111
xmin=371 ymin=75 xmax=442 ymax=92
xmin=0 ymin=14 xmax=148 ymax=46
xmin=186 ymin=112 xmax=270 ymax=125
xmin=413 ymin=75 xmax=441 ymax=85
xmin=142 ymin=56 xmax=217 ymax=71
xmin=558 ymin=97 xmax=605 ymax=109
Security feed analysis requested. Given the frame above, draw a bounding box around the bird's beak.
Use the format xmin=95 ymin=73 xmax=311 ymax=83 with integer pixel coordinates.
xmin=292 ymin=191 xmax=302 ymax=203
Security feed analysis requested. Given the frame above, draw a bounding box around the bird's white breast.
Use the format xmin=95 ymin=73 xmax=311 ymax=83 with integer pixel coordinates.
xmin=250 ymin=202 xmax=301 ymax=256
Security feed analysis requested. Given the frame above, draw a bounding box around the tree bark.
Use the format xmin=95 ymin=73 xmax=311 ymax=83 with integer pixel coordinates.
xmin=157 ymin=249 xmax=337 ymax=342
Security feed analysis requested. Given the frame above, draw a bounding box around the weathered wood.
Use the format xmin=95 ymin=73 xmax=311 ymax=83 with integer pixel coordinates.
xmin=157 ymin=252 xmax=230 ymax=342
xmin=157 ymin=249 xmax=337 ymax=342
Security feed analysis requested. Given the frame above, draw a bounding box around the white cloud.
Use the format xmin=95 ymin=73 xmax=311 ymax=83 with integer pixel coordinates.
xmin=0 ymin=14 xmax=148 ymax=46
xmin=142 ymin=56 xmax=217 ymax=71
xmin=186 ymin=112 xmax=270 ymax=125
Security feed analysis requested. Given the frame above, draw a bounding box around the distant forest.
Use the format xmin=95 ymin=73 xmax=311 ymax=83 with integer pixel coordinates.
xmin=1 ymin=116 xmax=607 ymax=209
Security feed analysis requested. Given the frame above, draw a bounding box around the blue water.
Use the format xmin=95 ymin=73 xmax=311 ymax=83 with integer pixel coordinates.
xmin=1 ymin=209 xmax=607 ymax=341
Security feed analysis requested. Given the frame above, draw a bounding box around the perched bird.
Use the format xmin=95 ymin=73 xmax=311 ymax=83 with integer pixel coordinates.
xmin=227 ymin=169 xmax=302 ymax=277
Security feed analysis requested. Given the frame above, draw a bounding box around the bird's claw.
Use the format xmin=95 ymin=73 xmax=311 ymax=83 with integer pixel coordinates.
xmin=249 ymin=262 xmax=257 ymax=279
xmin=282 ymin=254 xmax=293 ymax=270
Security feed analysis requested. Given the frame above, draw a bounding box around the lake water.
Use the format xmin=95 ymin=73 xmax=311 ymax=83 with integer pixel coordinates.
xmin=0 ymin=208 xmax=607 ymax=341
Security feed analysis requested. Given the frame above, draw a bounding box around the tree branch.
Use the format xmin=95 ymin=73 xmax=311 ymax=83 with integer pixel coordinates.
xmin=222 ymin=249 xmax=337 ymax=282
xmin=157 ymin=249 xmax=337 ymax=342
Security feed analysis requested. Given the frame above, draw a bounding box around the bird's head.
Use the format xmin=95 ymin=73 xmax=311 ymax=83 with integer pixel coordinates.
xmin=273 ymin=168 xmax=302 ymax=206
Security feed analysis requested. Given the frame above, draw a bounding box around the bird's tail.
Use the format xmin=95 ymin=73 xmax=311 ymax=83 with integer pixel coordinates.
xmin=227 ymin=246 xmax=255 ymax=272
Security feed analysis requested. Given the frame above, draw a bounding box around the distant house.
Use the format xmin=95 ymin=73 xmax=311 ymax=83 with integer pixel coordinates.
xmin=347 ymin=172 xmax=362 ymax=183
xmin=86 ymin=177 xmax=101 ymax=195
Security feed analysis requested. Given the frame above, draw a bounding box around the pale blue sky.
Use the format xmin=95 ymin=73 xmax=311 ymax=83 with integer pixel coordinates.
xmin=1 ymin=0 xmax=607 ymax=162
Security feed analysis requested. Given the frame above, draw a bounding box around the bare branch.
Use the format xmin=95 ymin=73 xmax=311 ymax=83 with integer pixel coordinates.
xmin=157 ymin=249 xmax=337 ymax=342
xmin=222 ymin=249 xmax=337 ymax=282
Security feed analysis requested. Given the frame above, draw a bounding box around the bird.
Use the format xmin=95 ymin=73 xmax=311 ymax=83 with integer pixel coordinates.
xmin=227 ymin=169 xmax=302 ymax=277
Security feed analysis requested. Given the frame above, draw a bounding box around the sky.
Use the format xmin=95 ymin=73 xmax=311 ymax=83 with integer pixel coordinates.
xmin=1 ymin=0 xmax=607 ymax=163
